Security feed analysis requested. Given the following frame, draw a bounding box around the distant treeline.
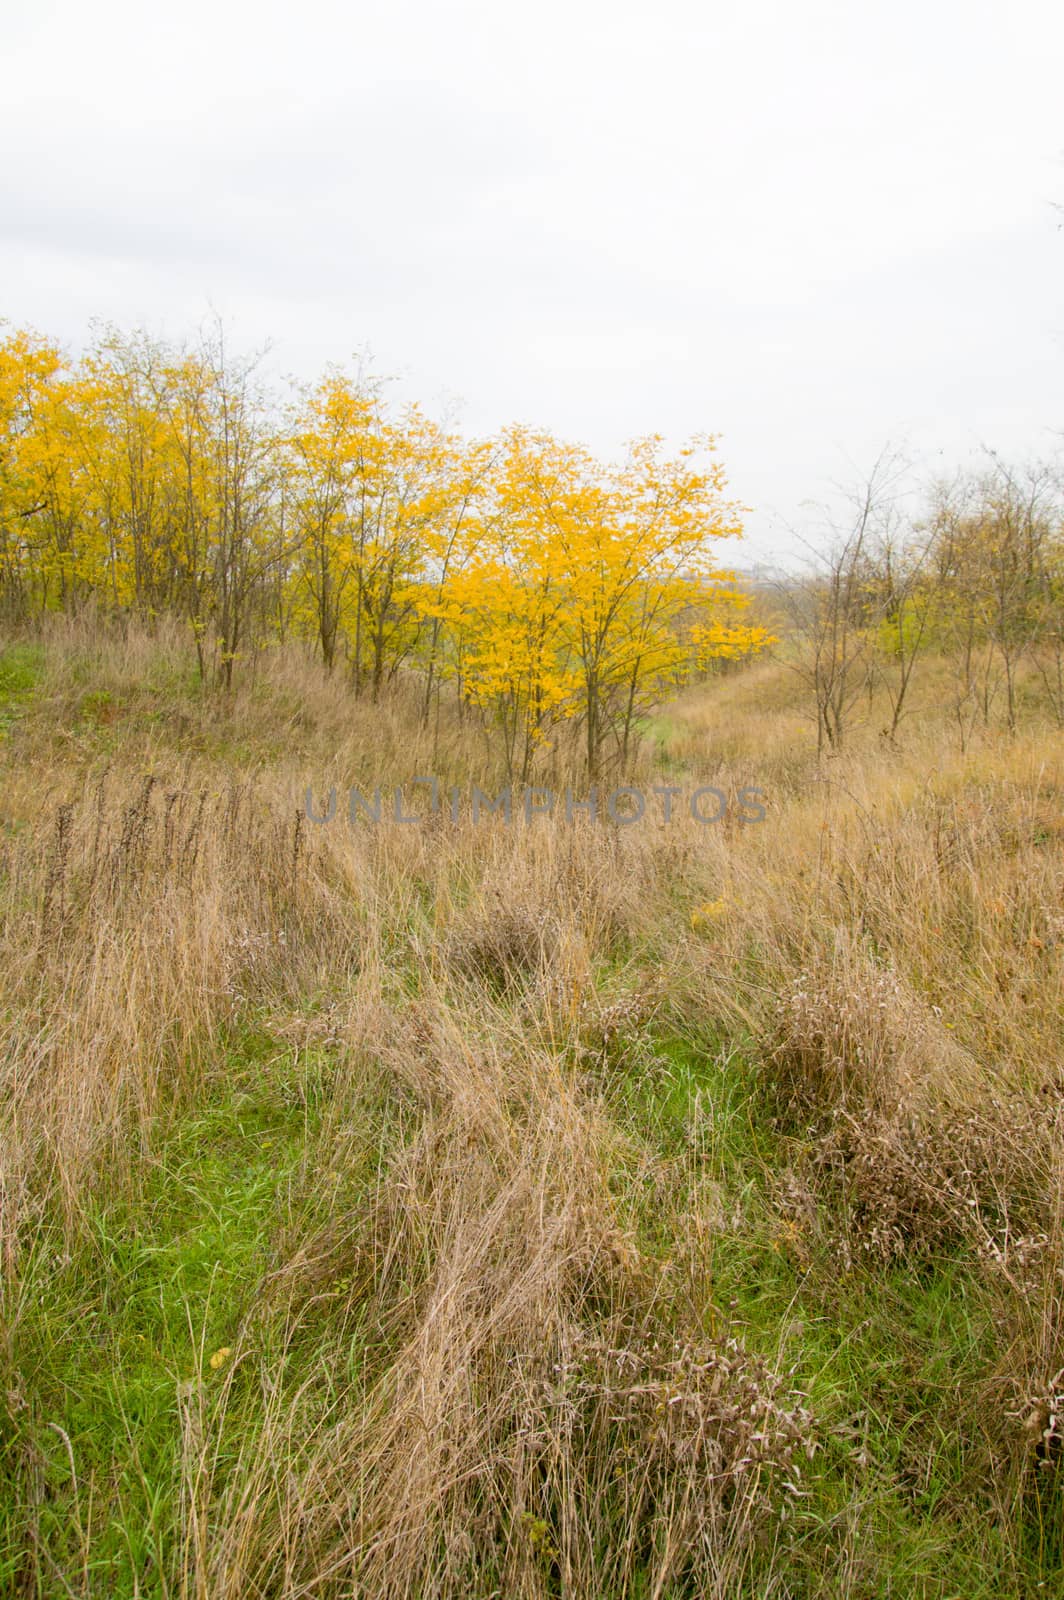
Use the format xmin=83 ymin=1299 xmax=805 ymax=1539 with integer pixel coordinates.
xmin=0 ymin=322 xmax=772 ymax=777
xmin=765 ymin=449 xmax=1064 ymax=750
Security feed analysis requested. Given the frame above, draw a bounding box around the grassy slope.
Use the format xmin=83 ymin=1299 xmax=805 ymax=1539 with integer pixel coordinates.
xmin=0 ymin=623 xmax=1062 ymax=1597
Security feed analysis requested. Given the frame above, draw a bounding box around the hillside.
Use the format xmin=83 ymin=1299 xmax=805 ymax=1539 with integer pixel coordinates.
xmin=0 ymin=622 xmax=1062 ymax=1596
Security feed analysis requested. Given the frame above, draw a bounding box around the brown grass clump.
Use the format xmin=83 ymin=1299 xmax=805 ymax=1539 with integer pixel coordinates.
xmin=765 ymin=939 xmax=1057 ymax=1269
xmin=447 ymin=888 xmax=563 ymax=992
xmin=189 ymin=995 xmax=813 ymax=1600
xmin=0 ymin=764 xmax=355 ymax=1257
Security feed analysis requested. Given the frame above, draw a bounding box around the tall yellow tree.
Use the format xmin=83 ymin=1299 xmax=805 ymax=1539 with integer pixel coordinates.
xmin=0 ymin=328 xmax=66 ymax=615
xmin=463 ymin=428 xmax=754 ymax=778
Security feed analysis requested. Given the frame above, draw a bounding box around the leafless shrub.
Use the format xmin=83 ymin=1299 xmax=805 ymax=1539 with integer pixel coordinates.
xmin=767 ymin=941 xmax=1057 ymax=1267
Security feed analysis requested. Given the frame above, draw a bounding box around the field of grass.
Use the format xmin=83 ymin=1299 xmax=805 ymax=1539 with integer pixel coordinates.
xmin=1 ymin=619 xmax=1062 ymax=1597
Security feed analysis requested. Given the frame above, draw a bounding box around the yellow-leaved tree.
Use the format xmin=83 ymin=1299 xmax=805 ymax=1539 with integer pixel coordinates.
xmin=447 ymin=427 xmax=762 ymax=778
xmin=0 ymin=317 xmax=776 ymax=760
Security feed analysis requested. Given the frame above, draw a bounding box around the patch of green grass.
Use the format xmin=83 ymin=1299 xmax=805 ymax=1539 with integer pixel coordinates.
xmin=611 ymin=1030 xmax=771 ymax=1177
xmin=602 ymin=1026 xmax=1050 ymax=1598
xmin=0 ymin=1025 xmax=331 ymax=1594
xmin=0 ymin=642 xmax=43 ymax=741
xmin=0 ymin=643 xmax=42 ymax=698
xmin=747 ymin=1257 xmax=1026 ymax=1596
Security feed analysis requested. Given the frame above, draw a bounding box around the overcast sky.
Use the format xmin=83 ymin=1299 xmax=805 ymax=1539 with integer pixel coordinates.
xmin=3 ymin=0 xmax=1062 ymax=562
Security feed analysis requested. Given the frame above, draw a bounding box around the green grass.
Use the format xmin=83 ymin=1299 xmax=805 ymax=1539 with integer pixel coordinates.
xmin=0 ymin=643 xmax=43 ymax=698
xmin=0 ymin=1024 xmax=334 ymax=1593
xmin=600 ymin=1031 xmax=1052 ymax=1599
xmin=0 ymin=1001 xmax=415 ymax=1595
xmin=0 ymin=642 xmax=43 ymax=743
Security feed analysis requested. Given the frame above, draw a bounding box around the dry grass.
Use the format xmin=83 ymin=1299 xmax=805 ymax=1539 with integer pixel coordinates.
xmin=191 ymin=1003 xmax=812 ymax=1599
xmin=1 ymin=622 xmax=1062 ymax=1595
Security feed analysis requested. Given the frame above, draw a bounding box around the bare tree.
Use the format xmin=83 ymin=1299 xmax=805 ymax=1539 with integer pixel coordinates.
xmin=866 ymin=517 xmax=938 ymax=744
xmin=777 ymin=451 xmax=908 ymax=756
xmin=930 ymin=457 xmax=1057 ymax=736
xmin=199 ymin=325 xmax=292 ymax=689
